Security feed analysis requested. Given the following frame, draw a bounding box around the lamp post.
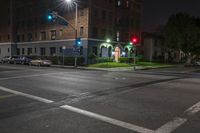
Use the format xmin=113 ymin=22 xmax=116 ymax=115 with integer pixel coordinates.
xmin=62 ymin=46 xmax=66 ymax=65
xmin=65 ymin=0 xmax=78 ymax=67
xmin=130 ymin=42 xmax=136 ymax=70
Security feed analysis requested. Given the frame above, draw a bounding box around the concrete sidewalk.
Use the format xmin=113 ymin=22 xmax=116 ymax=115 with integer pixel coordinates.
xmin=51 ymin=65 xmax=149 ymax=71
xmin=51 ymin=64 xmax=200 ymax=72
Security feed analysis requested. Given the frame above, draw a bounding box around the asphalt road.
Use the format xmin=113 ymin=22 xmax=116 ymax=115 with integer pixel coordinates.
xmin=0 ymin=64 xmax=199 ymax=133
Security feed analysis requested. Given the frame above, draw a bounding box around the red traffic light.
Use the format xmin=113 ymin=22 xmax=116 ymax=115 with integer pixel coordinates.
xmin=131 ymin=37 xmax=138 ymax=44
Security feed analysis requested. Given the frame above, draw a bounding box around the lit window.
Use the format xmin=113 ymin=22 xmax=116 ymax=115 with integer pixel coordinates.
xmin=117 ymin=31 xmax=120 ymax=41
xmin=126 ymin=1 xmax=129 ymax=7
xmin=51 ymin=30 xmax=56 ymax=40
xmin=118 ymin=0 xmax=121 ymax=6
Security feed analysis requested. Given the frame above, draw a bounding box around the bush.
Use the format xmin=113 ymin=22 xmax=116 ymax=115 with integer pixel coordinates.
xmin=29 ymin=56 xmax=85 ymax=66
xmin=88 ymin=52 xmax=97 ymax=60
xmin=119 ymin=57 xmax=129 ymax=63
xmin=96 ymin=57 xmax=113 ymax=63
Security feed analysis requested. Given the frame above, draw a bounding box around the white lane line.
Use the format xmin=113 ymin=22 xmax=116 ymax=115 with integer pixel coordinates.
xmin=155 ymin=117 xmax=187 ymax=133
xmin=60 ymin=105 xmax=154 ymax=133
xmin=0 ymin=72 xmax=67 ymax=81
xmin=0 ymin=94 xmax=16 ymax=99
xmin=184 ymin=101 xmax=200 ymax=116
xmin=0 ymin=86 xmax=54 ymax=103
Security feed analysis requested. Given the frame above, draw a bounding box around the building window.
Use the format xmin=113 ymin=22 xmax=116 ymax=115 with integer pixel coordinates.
xmin=40 ymin=32 xmax=46 ymax=40
xmin=22 ymin=48 xmax=25 ymax=55
xmin=34 ymin=48 xmax=37 ymax=53
xmin=28 ymin=33 xmax=33 ymax=42
xmin=59 ymin=29 xmax=63 ymax=38
xmin=155 ymin=40 xmax=158 ymax=46
xmin=50 ymin=47 xmax=56 ymax=56
xmin=8 ymin=48 xmax=10 ymax=53
xmin=59 ymin=47 xmax=63 ymax=53
xmin=22 ymin=35 xmax=25 ymax=42
xmin=8 ymin=34 xmax=10 ymax=41
xmin=102 ymin=10 xmax=106 ymax=21
xmin=116 ymin=31 xmax=120 ymax=41
xmin=40 ymin=47 xmax=46 ymax=56
xmin=118 ymin=0 xmax=121 ymax=6
xmin=17 ymin=48 xmax=20 ymax=55
xmin=94 ymin=8 xmax=99 ymax=18
xmin=80 ymin=27 xmax=84 ymax=36
xmin=17 ymin=35 xmax=20 ymax=42
xmin=80 ymin=9 xmax=84 ymax=16
xmin=101 ymin=29 xmax=106 ymax=38
xmin=92 ymin=27 xmax=98 ymax=38
xmin=27 ymin=48 xmax=32 ymax=55
xmin=126 ymin=0 xmax=129 ymax=7
xmin=108 ymin=12 xmax=112 ymax=24
xmin=80 ymin=46 xmax=83 ymax=55
xmin=35 ymin=32 xmax=37 ymax=40
xmin=50 ymin=30 xmax=56 ymax=40
xmin=0 ymin=48 xmax=1 ymax=55
xmin=92 ymin=46 xmax=98 ymax=55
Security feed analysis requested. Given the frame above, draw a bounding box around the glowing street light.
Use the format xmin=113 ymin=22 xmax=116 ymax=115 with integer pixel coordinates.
xmin=65 ymin=0 xmax=71 ymax=3
xmin=106 ymin=39 xmax=111 ymax=43
xmin=65 ymin=0 xmax=78 ymax=31
xmin=65 ymin=0 xmax=78 ymax=67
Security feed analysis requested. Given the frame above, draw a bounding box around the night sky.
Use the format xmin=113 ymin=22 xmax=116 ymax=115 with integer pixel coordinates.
xmin=142 ymin=0 xmax=200 ymax=31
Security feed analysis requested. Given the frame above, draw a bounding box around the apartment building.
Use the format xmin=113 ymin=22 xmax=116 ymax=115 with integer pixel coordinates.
xmin=0 ymin=0 xmax=142 ymax=64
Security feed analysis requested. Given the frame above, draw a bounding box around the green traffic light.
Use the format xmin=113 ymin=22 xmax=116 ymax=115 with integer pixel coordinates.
xmin=48 ymin=15 xmax=52 ymax=20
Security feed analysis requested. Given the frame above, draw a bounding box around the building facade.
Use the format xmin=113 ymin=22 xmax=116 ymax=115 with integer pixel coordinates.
xmin=0 ymin=0 xmax=142 ymax=64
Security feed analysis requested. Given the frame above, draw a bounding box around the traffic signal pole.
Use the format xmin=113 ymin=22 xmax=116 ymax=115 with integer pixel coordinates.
xmin=74 ymin=3 xmax=78 ymax=67
xmin=48 ymin=6 xmax=79 ymax=68
xmin=133 ymin=46 xmax=136 ymax=70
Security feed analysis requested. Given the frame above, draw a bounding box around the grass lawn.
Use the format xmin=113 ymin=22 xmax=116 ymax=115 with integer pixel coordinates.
xmin=136 ymin=62 xmax=174 ymax=68
xmin=88 ymin=62 xmax=132 ymax=68
xmin=88 ymin=61 xmax=174 ymax=68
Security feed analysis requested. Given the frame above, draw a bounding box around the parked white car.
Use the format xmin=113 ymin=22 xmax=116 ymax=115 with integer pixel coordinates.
xmin=29 ymin=58 xmax=52 ymax=66
xmin=1 ymin=56 xmax=11 ymax=63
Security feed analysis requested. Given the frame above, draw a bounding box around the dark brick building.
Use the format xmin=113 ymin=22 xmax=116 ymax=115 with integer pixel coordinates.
xmin=0 ymin=0 xmax=142 ymax=64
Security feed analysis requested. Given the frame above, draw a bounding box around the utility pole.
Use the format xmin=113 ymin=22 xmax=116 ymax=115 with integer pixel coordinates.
xmin=10 ymin=0 xmax=17 ymax=56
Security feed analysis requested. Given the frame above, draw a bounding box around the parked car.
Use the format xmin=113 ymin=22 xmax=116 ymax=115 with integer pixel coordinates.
xmin=29 ymin=58 xmax=52 ymax=66
xmin=1 ymin=56 xmax=11 ymax=63
xmin=20 ymin=56 xmax=33 ymax=65
xmin=9 ymin=56 xmax=22 ymax=64
xmin=194 ymin=61 xmax=200 ymax=66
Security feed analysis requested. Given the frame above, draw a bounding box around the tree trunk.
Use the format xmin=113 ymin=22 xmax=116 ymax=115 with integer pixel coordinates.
xmin=186 ymin=53 xmax=192 ymax=64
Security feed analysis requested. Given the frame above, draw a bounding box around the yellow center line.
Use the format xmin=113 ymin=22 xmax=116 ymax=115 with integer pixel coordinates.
xmin=0 ymin=94 xmax=16 ymax=100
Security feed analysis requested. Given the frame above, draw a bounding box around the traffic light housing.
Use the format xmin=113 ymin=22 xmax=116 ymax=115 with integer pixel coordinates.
xmin=47 ymin=10 xmax=57 ymax=22
xmin=131 ymin=37 xmax=139 ymax=44
xmin=75 ymin=38 xmax=81 ymax=46
xmin=73 ymin=38 xmax=82 ymax=53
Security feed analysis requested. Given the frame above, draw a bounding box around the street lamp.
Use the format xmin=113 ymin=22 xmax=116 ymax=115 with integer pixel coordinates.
xmin=65 ymin=0 xmax=78 ymax=67
xmin=106 ymin=39 xmax=111 ymax=43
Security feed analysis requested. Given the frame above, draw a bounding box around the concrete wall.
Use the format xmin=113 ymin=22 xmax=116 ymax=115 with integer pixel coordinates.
xmin=0 ymin=43 xmax=12 ymax=58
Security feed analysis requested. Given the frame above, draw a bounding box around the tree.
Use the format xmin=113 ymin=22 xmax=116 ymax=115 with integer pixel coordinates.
xmin=164 ymin=12 xmax=200 ymax=63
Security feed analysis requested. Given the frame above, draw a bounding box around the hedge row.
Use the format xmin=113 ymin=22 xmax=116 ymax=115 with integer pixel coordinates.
xmin=28 ymin=56 xmax=85 ymax=66
xmin=119 ymin=57 xmax=143 ymax=63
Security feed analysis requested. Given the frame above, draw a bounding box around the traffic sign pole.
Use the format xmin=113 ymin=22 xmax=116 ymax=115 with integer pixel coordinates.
xmin=62 ymin=46 xmax=66 ymax=66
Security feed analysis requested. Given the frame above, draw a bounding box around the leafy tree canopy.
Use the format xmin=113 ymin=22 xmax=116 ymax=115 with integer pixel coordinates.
xmin=164 ymin=12 xmax=200 ymax=56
